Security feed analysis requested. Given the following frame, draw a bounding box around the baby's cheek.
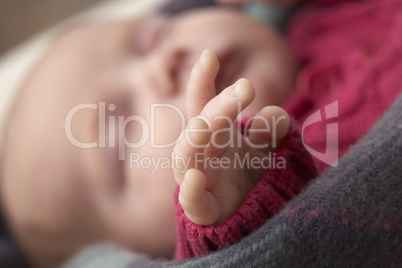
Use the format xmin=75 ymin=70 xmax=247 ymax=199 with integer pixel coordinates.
xmin=122 ymin=162 xmax=177 ymax=257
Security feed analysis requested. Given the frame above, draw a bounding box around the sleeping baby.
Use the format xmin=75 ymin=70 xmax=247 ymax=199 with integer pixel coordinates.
xmin=0 ymin=6 xmax=316 ymax=268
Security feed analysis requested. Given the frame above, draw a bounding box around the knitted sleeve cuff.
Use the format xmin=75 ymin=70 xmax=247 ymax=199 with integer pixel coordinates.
xmin=174 ymin=119 xmax=318 ymax=260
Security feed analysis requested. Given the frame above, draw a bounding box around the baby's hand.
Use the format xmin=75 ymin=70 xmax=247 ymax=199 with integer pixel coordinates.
xmin=173 ymin=50 xmax=290 ymax=225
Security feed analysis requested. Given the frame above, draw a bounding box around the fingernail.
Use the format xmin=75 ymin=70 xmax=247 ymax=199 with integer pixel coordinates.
xmin=230 ymin=78 xmax=246 ymax=98
xmin=199 ymin=49 xmax=210 ymax=70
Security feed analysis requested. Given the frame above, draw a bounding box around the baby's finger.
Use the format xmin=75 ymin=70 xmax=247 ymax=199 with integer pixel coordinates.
xmin=179 ymin=169 xmax=221 ymax=225
xmin=201 ymin=78 xmax=255 ymax=157
xmin=247 ymin=106 xmax=289 ymax=153
xmin=173 ymin=117 xmax=211 ymax=185
xmin=186 ymin=50 xmax=220 ymax=120
xmin=241 ymin=106 xmax=290 ymax=185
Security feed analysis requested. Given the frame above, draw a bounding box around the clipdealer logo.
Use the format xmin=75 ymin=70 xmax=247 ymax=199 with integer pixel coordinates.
xmin=64 ymin=101 xmax=284 ymax=160
xmin=301 ymin=101 xmax=339 ymax=167
xmin=64 ymin=100 xmax=339 ymax=169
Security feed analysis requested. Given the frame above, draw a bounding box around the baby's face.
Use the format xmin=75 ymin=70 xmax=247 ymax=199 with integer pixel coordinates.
xmin=0 ymin=7 xmax=295 ymax=266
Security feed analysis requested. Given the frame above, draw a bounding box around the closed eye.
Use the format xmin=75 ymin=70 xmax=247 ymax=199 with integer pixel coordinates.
xmin=137 ymin=16 xmax=173 ymax=54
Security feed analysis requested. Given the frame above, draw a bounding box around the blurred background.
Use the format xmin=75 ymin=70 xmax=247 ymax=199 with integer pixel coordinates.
xmin=0 ymin=0 xmax=108 ymax=56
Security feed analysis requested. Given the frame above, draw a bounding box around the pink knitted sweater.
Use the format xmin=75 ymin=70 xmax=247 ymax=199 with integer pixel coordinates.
xmin=175 ymin=0 xmax=402 ymax=260
xmin=285 ymin=0 xmax=402 ymax=171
